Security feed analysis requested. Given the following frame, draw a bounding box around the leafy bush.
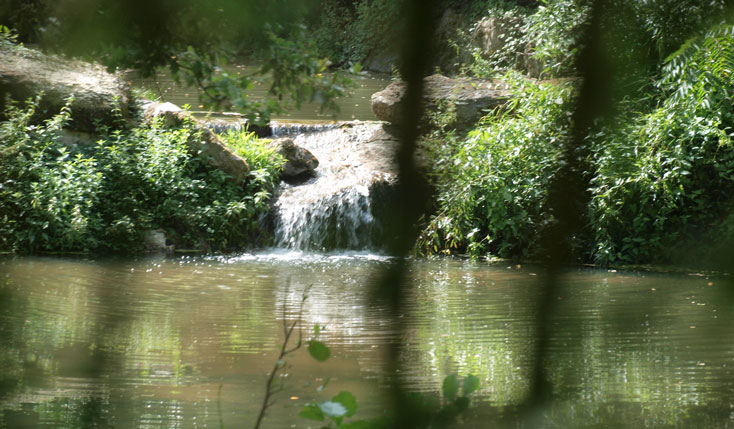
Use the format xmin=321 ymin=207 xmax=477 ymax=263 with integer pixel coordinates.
xmin=0 ymin=97 xmax=282 ymax=254
xmin=630 ymin=0 xmax=729 ymax=61
xmin=352 ymin=0 xmax=403 ymax=61
xmin=588 ymin=25 xmax=734 ymax=265
xmin=0 ymin=24 xmax=19 ymax=48
xmin=418 ymin=75 xmax=573 ymax=258
xmin=309 ymin=0 xmax=403 ymax=67
xmin=311 ymin=0 xmax=360 ymax=66
xmin=219 ymin=128 xmax=285 ymax=196
xmin=524 ymin=0 xmax=589 ymax=78
xmin=421 ymin=13 xmax=734 ymax=267
xmin=459 ymin=0 xmax=587 ymax=79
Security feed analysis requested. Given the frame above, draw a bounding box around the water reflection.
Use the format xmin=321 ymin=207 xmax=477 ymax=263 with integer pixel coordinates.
xmin=128 ymin=67 xmax=390 ymax=122
xmin=0 ymin=255 xmax=732 ymax=427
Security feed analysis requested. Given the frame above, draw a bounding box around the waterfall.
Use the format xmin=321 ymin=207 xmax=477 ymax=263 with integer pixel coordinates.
xmin=270 ymin=122 xmax=399 ymax=251
xmin=202 ymin=117 xmax=339 ymax=138
xmin=203 ymin=117 xmax=400 ymax=251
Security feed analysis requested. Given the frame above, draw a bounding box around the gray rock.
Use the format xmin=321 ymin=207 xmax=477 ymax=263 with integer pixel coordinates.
xmin=143 ymin=102 xmax=250 ymax=184
xmin=0 ymin=45 xmax=132 ymax=132
xmin=365 ymin=51 xmax=399 ymax=74
xmin=267 ymin=137 xmax=319 ymax=181
xmin=371 ymin=74 xmax=511 ymax=129
xmin=142 ymin=229 xmax=168 ymax=253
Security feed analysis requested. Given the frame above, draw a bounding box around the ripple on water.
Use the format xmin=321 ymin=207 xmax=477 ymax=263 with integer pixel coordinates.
xmin=1 ymin=256 xmax=733 ymax=427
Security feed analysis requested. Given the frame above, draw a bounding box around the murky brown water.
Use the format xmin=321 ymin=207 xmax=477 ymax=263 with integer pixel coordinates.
xmin=1 ymin=253 xmax=733 ymax=427
xmin=129 ymin=66 xmax=391 ymax=122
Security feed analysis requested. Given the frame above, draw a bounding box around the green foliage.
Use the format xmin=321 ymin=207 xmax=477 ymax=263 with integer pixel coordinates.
xmin=524 ymin=0 xmax=589 ymax=78
xmin=299 ymin=391 xmax=358 ymax=426
xmin=299 ymin=325 xmax=479 ymax=428
xmin=299 ymin=372 xmax=479 ymax=428
xmin=310 ymin=0 xmax=403 ymax=67
xmin=631 ymin=0 xmax=729 ymax=61
xmin=2 ymin=1 xmax=352 ymax=125
xmin=425 ymin=20 xmax=734 ymax=267
xmin=0 ymin=97 xmax=280 ymax=254
xmin=460 ymin=0 xmax=587 ymax=79
xmin=588 ymin=25 xmax=734 ymax=265
xmin=308 ymin=340 xmax=332 ymax=362
xmin=0 ymin=24 xmax=19 ymax=47
xmin=261 ymin=26 xmax=354 ymax=118
xmin=0 ymin=0 xmax=47 ymax=44
xmin=462 ymin=374 xmax=480 ymax=395
xmin=352 ymin=0 xmax=403 ymax=61
xmin=311 ymin=0 xmax=361 ymax=66
xmin=465 ymin=0 xmax=729 ymax=81
xmin=219 ymin=128 xmax=285 ymax=196
xmin=418 ymin=76 xmax=573 ymax=258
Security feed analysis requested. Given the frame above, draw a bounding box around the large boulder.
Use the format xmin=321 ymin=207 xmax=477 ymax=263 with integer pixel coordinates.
xmin=371 ymin=74 xmax=511 ymax=129
xmin=266 ymin=137 xmax=319 ymax=182
xmin=143 ymin=102 xmax=250 ymax=184
xmin=0 ymin=45 xmax=132 ymax=132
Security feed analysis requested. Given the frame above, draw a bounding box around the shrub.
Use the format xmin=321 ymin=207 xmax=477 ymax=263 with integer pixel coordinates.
xmin=418 ymin=75 xmax=574 ymax=258
xmin=0 ymin=97 xmax=282 ymax=254
xmin=588 ymin=25 xmax=734 ymax=265
xmin=219 ymin=128 xmax=285 ymax=199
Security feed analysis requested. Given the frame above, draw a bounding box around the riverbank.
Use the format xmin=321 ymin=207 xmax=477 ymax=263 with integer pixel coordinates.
xmin=4 ymin=3 xmax=734 ymax=271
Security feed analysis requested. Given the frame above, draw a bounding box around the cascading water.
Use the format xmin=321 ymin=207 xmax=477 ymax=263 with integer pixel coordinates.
xmin=269 ymin=122 xmax=399 ymax=251
xmin=202 ymin=117 xmax=400 ymax=251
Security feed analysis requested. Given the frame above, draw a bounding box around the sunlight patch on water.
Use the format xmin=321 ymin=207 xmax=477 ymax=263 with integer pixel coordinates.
xmin=217 ymin=248 xmax=392 ymax=264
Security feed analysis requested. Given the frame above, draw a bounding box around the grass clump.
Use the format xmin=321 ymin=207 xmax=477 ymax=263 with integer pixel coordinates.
xmin=219 ymin=128 xmax=286 ymax=193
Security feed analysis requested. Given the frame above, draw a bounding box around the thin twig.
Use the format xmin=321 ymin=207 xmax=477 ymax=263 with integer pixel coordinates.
xmin=217 ymin=384 xmax=224 ymax=429
xmin=253 ymin=284 xmax=311 ymax=429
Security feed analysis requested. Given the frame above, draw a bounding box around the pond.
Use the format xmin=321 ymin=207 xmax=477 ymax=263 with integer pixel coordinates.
xmin=129 ymin=66 xmax=391 ymax=122
xmin=1 ymin=252 xmax=732 ymax=428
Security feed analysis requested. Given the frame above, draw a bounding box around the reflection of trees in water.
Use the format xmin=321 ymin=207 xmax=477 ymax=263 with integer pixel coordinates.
xmin=0 ymin=258 xmax=278 ymax=426
xmin=0 ymin=253 xmax=732 ymax=426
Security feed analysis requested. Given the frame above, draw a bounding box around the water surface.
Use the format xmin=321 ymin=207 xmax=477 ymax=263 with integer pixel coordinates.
xmin=1 ymin=253 xmax=732 ymax=427
xmin=129 ymin=67 xmax=390 ymax=122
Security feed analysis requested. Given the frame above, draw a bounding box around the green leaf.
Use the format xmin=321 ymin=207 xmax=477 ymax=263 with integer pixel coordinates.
xmin=442 ymin=374 xmax=459 ymax=400
xmin=314 ymin=324 xmax=321 ymax=336
xmin=299 ymin=404 xmax=325 ymax=421
xmin=462 ymin=374 xmax=480 ymax=396
xmin=332 ymin=391 xmax=358 ymax=417
xmin=308 ymin=340 xmax=331 ymax=362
